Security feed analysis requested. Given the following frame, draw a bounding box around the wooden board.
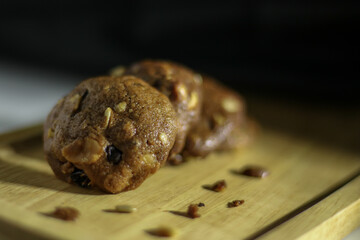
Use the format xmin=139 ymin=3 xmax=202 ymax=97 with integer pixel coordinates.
xmin=0 ymin=124 xmax=359 ymax=240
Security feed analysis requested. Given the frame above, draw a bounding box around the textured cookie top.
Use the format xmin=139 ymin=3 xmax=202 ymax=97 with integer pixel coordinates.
xmin=44 ymin=76 xmax=178 ymax=193
xmin=125 ymin=60 xmax=203 ymax=162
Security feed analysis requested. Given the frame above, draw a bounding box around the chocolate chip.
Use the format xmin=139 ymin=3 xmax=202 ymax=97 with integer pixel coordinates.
xmin=71 ymin=168 xmax=91 ymax=188
xmin=106 ymin=145 xmax=123 ymax=164
xmin=198 ymin=202 xmax=205 ymax=207
xmin=241 ymin=166 xmax=269 ymax=178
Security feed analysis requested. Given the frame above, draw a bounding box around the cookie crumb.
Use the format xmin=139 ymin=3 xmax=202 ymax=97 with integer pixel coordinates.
xmin=197 ymin=202 xmax=205 ymax=207
xmin=241 ymin=166 xmax=269 ymax=178
xmin=210 ymin=180 xmax=227 ymax=192
xmin=114 ymin=205 xmax=137 ymax=213
xmin=187 ymin=204 xmax=200 ymax=218
xmin=146 ymin=226 xmax=178 ymax=238
xmin=227 ymin=200 xmax=245 ymax=208
xmin=50 ymin=207 xmax=79 ymax=221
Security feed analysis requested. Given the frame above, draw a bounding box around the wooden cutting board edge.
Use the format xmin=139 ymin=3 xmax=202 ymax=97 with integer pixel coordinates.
xmin=259 ymin=175 xmax=360 ymax=240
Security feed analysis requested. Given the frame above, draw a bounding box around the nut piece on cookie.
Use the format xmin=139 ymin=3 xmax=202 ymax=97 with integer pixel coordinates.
xmin=125 ymin=60 xmax=203 ymax=164
xmin=43 ymin=76 xmax=178 ymax=193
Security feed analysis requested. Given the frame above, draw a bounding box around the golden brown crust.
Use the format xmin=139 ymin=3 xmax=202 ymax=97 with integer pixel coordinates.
xmin=125 ymin=60 xmax=203 ymax=164
xmin=44 ymin=76 xmax=178 ymax=193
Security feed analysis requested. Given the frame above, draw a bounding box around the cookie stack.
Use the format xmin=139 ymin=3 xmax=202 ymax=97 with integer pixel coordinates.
xmin=44 ymin=60 xmax=254 ymax=193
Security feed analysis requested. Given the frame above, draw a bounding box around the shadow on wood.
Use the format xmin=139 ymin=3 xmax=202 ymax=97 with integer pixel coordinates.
xmin=0 ymin=157 xmax=102 ymax=195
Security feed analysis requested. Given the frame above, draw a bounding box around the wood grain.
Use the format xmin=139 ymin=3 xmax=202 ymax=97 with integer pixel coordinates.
xmin=260 ymin=176 xmax=360 ymax=240
xmin=0 ymin=126 xmax=359 ymax=240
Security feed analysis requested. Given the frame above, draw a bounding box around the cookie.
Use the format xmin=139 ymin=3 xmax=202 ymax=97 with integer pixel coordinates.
xmin=218 ymin=118 xmax=256 ymax=151
xmin=125 ymin=60 xmax=202 ymax=164
xmin=44 ymin=76 xmax=178 ymax=193
xmin=183 ymin=76 xmax=246 ymax=157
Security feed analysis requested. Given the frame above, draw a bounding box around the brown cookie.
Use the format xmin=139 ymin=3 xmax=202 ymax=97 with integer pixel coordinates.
xmin=218 ymin=118 xmax=257 ymax=151
xmin=125 ymin=60 xmax=202 ymax=164
xmin=43 ymin=76 xmax=178 ymax=193
xmin=183 ymin=76 xmax=247 ymax=157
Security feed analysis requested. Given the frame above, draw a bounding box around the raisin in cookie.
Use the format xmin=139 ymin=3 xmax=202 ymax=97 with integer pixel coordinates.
xmin=44 ymin=76 xmax=178 ymax=193
xmin=125 ymin=60 xmax=202 ymax=164
xmin=183 ymin=76 xmax=247 ymax=157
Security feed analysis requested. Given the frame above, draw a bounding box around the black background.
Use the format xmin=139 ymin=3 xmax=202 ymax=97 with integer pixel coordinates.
xmin=0 ymin=0 xmax=359 ymax=104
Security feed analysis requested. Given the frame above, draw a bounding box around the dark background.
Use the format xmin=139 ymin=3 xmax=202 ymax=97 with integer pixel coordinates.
xmin=0 ymin=0 xmax=359 ymax=104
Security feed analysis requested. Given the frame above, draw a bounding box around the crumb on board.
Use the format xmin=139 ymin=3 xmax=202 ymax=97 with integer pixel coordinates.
xmin=210 ymin=180 xmax=227 ymax=192
xmin=49 ymin=207 xmax=79 ymax=221
xmin=227 ymin=200 xmax=245 ymax=208
xmin=241 ymin=166 xmax=269 ymax=178
xmin=146 ymin=225 xmax=178 ymax=238
xmin=187 ymin=204 xmax=201 ymax=218
xmin=114 ymin=205 xmax=137 ymax=213
xmin=197 ymin=202 xmax=205 ymax=207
